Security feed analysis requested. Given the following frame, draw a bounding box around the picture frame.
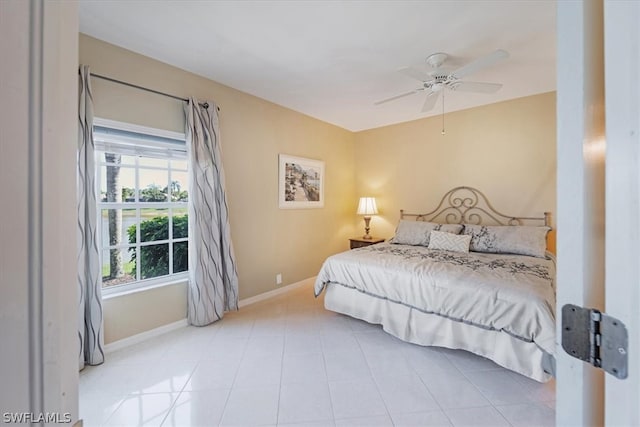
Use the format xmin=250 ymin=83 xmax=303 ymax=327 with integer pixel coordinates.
xmin=278 ymin=154 xmax=325 ymax=209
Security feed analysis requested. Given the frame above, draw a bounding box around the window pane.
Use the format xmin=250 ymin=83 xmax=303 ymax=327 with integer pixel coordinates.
xmin=102 ymin=208 xmax=137 ymax=245
xmin=139 ymin=157 xmax=168 ymax=168
xmin=171 ymin=159 xmax=187 ymax=171
xmin=139 ymin=168 xmax=168 ymax=202
xmin=100 ymin=166 xmax=136 ymax=202
xmin=140 ymin=243 xmax=169 ymax=279
xmin=172 ymin=208 xmax=188 ymax=238
xmin=170 ymin=171 xmax=188 ymax=202
xmin=121 ymin=168 xmax=137 ymax=203
xmin=102 ymin=249 xmax=136 ymax=287
xmin=173 ymin=241 xmax=188 ymax=273
xmin=97 ymin=133 xmax=190 ymax=290
xmin=139 ymin=209 xmax=169 ymax=242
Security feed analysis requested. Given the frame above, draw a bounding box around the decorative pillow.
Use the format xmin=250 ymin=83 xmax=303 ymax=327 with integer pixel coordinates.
xmin=428 ymin=230 xmax=471 ymax=253
xmin=462 ymin=224 xmax=550 ymax=258
xmin=392 ymin=220 xmax=463 ymax=246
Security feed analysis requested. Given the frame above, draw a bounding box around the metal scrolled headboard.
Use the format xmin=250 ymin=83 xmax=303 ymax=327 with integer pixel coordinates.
xmin=400 ymin=186 xmax=552 ymax=227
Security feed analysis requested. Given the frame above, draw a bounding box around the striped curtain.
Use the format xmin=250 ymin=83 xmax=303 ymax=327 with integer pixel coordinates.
xmin=77 ymin=66 xmax=104 ymax=368
xmin=184 ymin=98 xmax=239 ymax=326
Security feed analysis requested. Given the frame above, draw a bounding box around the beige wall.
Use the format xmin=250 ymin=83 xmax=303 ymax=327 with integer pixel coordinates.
xmin=103 ymin=282 xmax=187 ymax=343
xmin=354 ymin=92 xmax=556 ymax=239
xmin=80 ymin=35 xmax=357 ymax=343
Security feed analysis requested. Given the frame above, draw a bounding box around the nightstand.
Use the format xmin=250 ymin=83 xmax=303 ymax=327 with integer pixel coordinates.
xmin=349 ymin=237 xmax=385 ymax=249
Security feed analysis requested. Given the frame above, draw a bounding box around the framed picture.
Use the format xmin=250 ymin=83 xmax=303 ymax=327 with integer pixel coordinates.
xmin=278 ymin=154 xmax=325 ymax=209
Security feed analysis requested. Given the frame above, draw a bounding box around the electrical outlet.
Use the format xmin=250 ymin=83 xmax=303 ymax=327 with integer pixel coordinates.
xmin=276 ymin=273 xmax=282 ymax=285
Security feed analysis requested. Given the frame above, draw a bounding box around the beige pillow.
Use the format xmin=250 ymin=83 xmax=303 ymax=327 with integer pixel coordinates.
xmin=428 ymin=230 xmax=471 ymax=253
xmin=392 ymin=220 xmax=463 ymax=246
xmin=462 ymin=224 xmax=550 ymax=258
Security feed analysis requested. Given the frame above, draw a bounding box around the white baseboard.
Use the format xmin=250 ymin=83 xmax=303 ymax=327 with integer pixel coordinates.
xmin=104 ymin=276 xmax=316 ymax=352
xmin=104 ymin=318 xmax=188 ymax=353
xmin=238 ymin=276 xmax=316 ymax=308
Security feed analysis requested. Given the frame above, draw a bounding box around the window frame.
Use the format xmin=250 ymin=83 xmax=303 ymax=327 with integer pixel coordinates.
xmin=94 ymin=118 xmax=190 ymax=297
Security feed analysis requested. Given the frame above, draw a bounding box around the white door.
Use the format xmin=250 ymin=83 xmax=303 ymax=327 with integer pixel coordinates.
xmin=556 ymin=0 xmax=606 ymax=425
xmin=603 ymin=1 xmax=640 ymax=426
xmin=557 ymin=1 xmax=640 ymax=426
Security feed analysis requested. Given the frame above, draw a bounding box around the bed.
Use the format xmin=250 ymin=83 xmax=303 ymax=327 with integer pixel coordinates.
xmin=314 ymin=186 xmax=556 ymax=382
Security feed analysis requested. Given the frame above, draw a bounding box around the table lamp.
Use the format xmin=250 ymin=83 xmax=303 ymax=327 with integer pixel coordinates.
xmin=357 ymin=197 xmax=378 ymax=239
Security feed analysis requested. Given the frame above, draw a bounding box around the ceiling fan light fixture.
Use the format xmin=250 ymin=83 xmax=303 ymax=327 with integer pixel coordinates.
xmin=426 ymin=52 xmax=448 ymax=69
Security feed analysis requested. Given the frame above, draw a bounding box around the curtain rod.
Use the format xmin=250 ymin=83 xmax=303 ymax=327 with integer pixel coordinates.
xmin=89 ymin=72 xmax=219 ymax=111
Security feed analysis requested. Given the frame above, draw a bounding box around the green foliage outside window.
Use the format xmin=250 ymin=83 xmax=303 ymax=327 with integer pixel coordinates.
xmin=127 ymin=215 xmax=188 ymax=279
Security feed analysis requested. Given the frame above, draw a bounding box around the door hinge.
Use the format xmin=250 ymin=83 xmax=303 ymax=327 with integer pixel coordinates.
xmin=561 ymin=304 xmax=628 ymax=379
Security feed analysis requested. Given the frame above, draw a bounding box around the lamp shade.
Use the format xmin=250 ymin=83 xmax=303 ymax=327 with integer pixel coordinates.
xmin=357 ymin=197 xmax=378 ymax=216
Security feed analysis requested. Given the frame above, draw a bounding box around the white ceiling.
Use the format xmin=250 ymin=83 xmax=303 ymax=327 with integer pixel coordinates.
xmin=78 ymin=0 xmax=556 ymax=132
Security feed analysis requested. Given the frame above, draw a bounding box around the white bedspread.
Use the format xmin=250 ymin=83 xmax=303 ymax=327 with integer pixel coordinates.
xmin=315 ymin=243 xmax=556 ymax=356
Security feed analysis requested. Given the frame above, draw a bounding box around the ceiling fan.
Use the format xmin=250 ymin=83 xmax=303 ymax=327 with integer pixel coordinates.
xmin=375 ymin=49 xmax=510 ymax=112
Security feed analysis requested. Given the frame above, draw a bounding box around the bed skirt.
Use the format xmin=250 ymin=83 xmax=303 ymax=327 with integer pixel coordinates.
xmin=323 ymin=282 xmax=555 ymax=382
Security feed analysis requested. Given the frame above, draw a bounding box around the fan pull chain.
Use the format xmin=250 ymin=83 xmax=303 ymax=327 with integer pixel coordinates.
xmin=441 ymin=90 xmax=445 ymax=135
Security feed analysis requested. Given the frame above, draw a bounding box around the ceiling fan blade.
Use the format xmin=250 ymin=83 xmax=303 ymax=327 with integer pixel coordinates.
xmin=374 ymin=89 xmax=420 ymax=105
xmin=450 ymin=81 xmax=503 ymax=93
xmin=398 ymin=66 xmax=432 ymax=82
xmin=450 ymin=49 xmax=509 ymax=79
xmin=421 ymin=91 xmax=439 ymax=112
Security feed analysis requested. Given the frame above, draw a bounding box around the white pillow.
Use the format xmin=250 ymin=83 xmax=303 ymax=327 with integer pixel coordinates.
xmin=462 ymin=224 xmax=550 ymax=258
xmin=392 ymin=220 xmax=463 ymax=246
xmin=428 ymin=230 xmax=471 ymax=253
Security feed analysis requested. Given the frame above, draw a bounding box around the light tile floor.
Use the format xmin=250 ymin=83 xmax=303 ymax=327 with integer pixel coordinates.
xmin=80 ymin=282 xmax=555 ymax=426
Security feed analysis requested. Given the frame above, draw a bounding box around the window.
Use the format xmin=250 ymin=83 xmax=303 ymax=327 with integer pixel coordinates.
xmin=94 ymin=119 xmax=189 ymax=294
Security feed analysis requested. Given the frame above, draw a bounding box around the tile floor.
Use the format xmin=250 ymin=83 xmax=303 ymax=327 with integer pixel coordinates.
xmin=80 ymin=282 xmax=555 ymax=426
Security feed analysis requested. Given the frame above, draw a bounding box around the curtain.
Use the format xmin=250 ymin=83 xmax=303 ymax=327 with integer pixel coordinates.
xmin=184 ymin=98 xmax=239 ymax=326
xmin=77 ymin=66 xmax=104 ymax=369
